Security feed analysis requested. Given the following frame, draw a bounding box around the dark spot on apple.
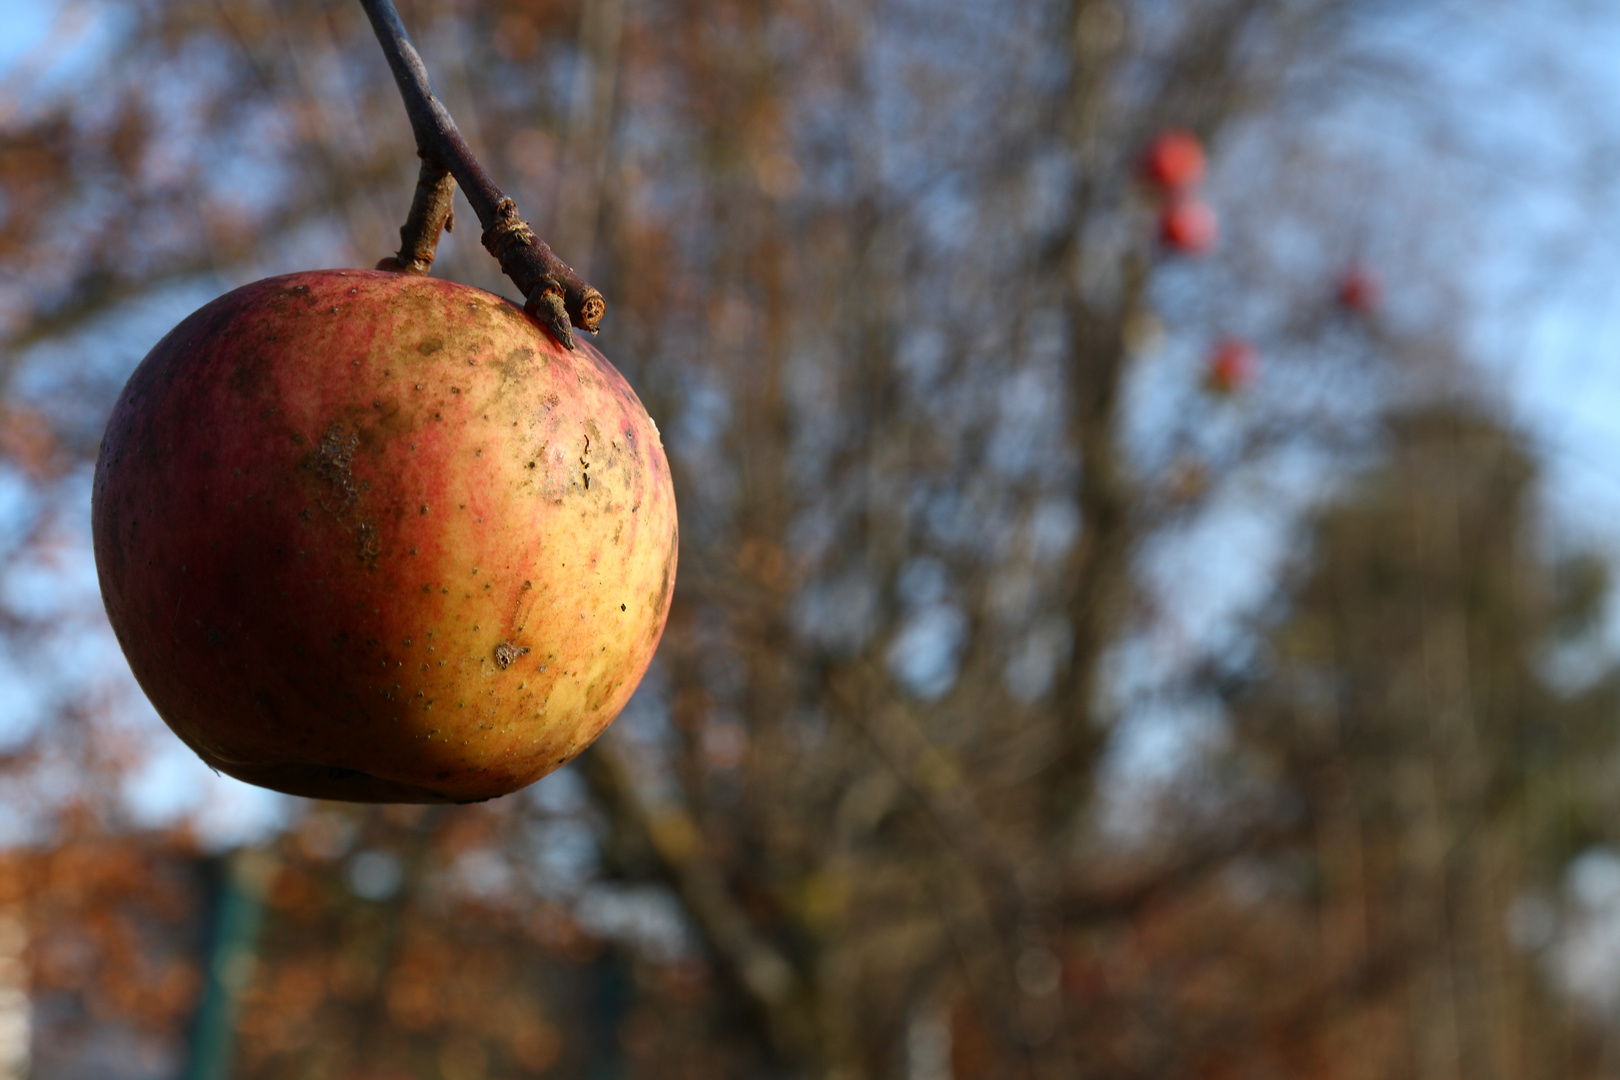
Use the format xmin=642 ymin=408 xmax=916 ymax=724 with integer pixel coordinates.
xmin=228 ymin=353 xmax=270 ymax=398
xmin=418 ymin=337 xmax=444 ymax=355
xmin=311 ymin=425 xmax=360 ymax=506
xmin=356 ymin=521 xmax=380 ymax=565
xmin=307 ymin=424 xmax=380 ymax=567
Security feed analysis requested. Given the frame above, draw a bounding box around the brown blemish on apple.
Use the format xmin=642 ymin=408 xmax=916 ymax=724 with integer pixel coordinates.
xmin=492 ymin=641 xmax=528 ymax=670
xmin=305 ymin=423 xmax=382 ymax=568
xmin=228 ymin=352 xmax=272 ymax=399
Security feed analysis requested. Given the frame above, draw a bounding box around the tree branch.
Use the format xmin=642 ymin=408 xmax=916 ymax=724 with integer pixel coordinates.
xmin=576 ymin=739 xmax=815 ymax=1063
xmin=357 ymin=0 xmax=606 ymax=349
xmin=826 ymin=662 xmax=1034 ymax=942
xmin=375 ymin=156 xmax=457 ymax=275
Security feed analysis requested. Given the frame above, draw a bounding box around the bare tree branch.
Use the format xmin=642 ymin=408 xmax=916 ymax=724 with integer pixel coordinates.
xmin=357 ymin=0 xmax=605 ymax=348
xmin=577 ymin=739 xmax=816 ymax=1064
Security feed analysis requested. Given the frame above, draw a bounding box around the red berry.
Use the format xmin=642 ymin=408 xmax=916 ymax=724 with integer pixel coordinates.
xmin=1159 ymin=197 xmax=1218 ymax=255
xmin=1141 ymin=129 xmax=1207 ymax=192
xmin=1205 ymin=338 xmax=1257 ymax=395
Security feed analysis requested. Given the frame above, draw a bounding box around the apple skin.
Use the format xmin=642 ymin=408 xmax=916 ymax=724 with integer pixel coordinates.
xmin=92 ymin=270 xmax=678 ymax=803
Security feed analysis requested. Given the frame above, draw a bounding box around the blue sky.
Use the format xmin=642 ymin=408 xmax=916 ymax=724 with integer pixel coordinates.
xmin=0 ymin=3 xmax=52 ymax=69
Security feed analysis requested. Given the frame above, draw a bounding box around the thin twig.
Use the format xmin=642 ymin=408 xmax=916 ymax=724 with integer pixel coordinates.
xmin=358 ymin=0 xmax=606 ymax=349
xmin=376 ymin=156 xmax=456 ymax=274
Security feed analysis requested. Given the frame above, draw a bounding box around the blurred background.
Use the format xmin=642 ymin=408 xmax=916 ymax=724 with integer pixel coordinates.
xmin=7 ymin=0 xmax=1620 ymax=1077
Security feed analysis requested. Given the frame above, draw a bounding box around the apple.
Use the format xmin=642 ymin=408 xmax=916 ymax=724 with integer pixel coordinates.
xmin=1140 ymin=129 xmax=1207 ymax=192
xmin=92 ymin=270 xmax=678 ymax=803
xmin=1337 ymin=265 xmax=1382 ymax=315
xmin=1158 ymin=197 xmax=1218 ymax=255
xmin=1204 ymin=338 xmax=1257 ymax=395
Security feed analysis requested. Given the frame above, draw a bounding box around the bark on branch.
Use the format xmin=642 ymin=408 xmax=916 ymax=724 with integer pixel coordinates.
xmin=358 ymin=0 xmax=606 ymax=349
xmin=376 ymin=156 xmax=456 ymax=275
xmin=577 ymin=740 xmax=815 ymax=1063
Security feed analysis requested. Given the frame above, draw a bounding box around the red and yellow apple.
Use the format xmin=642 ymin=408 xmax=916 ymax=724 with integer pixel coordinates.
xmin=92 ymin=269 xmax=677 ymax=803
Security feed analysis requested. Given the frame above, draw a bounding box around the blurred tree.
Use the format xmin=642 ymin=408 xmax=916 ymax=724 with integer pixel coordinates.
xmin=0 ymin=816 xmax=209 ymax=1079
xmin=1119 ymin=406 xmax=1620 ymax=1080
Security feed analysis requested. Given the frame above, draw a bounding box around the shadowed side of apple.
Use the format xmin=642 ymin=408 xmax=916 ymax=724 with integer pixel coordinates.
xmin=91 ymin=270 xmax=678 ymax=803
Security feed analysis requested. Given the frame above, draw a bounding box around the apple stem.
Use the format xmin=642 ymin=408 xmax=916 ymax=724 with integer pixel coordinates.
xmin=376 ymin=156 xmax=456 ymax=276
xmin=358 ymin=0 xmax=607 ymax=349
